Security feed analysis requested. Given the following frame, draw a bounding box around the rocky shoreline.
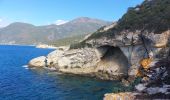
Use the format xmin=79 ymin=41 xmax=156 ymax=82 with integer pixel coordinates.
xmin=29 ymin=47 xmax=127 ymax=80
xmin=29 ymin=27 xmax=170 ymax=80
xmin=28 ymin=28 xmax=170 ymax=99
xmin=104 ymin=59 xmax=170 ymax=99
xmin=28 ymin=0 xmax=170 ymax=99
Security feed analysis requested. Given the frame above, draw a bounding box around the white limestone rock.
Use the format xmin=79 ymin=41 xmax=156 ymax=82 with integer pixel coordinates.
xmin=46 ymin=50 xmax=64 ymax=67
xmin=28 ymin=56 xmax=46 ymax=67
xmin=57 ymin=48 xmax=99 ymax=70
xmin=135 ymin=84 xmax=147 ymax=92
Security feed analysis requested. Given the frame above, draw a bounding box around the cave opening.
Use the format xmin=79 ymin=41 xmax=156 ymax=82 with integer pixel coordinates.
xmin=96 ymin=45 xmax=129 ymax=75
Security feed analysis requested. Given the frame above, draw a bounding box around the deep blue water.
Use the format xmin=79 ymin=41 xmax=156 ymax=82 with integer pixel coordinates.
xmin=0 ymin=45 xmax=124 ymax=100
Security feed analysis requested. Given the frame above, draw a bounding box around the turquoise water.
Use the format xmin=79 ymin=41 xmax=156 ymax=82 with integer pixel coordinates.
xmin=0 ymin=45 xmax=125 ymax=100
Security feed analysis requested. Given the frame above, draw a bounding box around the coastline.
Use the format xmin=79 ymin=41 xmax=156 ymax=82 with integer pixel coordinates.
xmin=0 ymin=44 xmax=36 ymax=47
xmin=0 ymin=44 xmax=57 ymax=49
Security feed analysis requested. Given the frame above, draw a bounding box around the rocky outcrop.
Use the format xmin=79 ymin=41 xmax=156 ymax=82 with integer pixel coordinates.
xmin=29 ymin=48 xmax=99 ymax=72
xmin=28 ymin=56 xmax=46 ymax=67
xmin=83 ymin=26 xmax=170 ymax=99
xmin=85 ymin=29 xmax=170 ymax=76
xmin=96 ymin=0 xmax=170 ymax=98
xmin=28 ymin=47 xmax=129 ymax=80
xmin=28 ymin=0 xmax=170 ymax=99
xmin=28 ymin=29 xmax=170 ymax=80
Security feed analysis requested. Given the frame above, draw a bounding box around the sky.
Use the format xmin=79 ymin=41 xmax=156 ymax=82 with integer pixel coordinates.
xmin=0 ymin=0 xmax=144 ymax=27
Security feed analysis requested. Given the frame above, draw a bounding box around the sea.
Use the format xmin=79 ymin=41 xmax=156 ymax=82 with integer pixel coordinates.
xmin=0 ymin=45 xmax=125 ymax=100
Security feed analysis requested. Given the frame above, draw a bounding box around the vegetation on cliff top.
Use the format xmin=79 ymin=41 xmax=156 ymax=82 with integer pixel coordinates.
xmin=88 ymin=0 xmax=170 ymax=39
xmin=117 ymin=0 xmax=170 ymax=33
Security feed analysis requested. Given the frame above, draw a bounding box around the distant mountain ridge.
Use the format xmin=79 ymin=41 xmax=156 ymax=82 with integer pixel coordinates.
xmin=0 ymin=17 xmax=111 ymax=45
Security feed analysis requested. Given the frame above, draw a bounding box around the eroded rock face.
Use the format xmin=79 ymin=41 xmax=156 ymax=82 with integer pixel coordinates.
xmin=28 ymin=21 xmax=170 ymax=81
xmin=55 ymin=47 xmax=130 ymax=79
xmin=28 ymin=56 xmax=46 ymax=67
xmin=28 ymin=46 xmax=131 ymax=80
xmin=28 ymin=31 xmax=170 ymax=81
xmin=86 ymin=30 xmax=170 ymax=76
xmin=28 ymin=30 xmax=170 ymax=81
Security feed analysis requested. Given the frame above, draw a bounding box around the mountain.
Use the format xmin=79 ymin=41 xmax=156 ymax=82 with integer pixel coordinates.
xmin=0 ymin=17 xmax=111 ymax=45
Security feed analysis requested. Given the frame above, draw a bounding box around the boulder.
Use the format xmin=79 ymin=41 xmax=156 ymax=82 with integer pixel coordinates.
xmin=104 ymin=92 xmax=136 ymax=100
xmin=28 ymin=56 xmax=46 ymax=67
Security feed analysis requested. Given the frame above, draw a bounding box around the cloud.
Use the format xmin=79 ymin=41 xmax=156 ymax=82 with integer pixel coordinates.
xmin=0 ymin=18 xmax=10 ymax=28
xmin=54 ymin=20 xmax=68 ymax=25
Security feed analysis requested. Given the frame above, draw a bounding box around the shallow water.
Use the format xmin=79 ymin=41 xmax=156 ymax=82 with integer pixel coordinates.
xmin=0 ymin=45 xmax=125 ymax=100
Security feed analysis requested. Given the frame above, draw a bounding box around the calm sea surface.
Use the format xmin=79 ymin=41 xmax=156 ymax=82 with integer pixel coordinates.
xmin=0 ymin=45 xmax=125 ymax=100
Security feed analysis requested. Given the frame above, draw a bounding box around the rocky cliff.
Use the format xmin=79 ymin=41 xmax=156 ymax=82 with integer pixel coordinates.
xmin=28 ymin=0 xmax=170 ymax=99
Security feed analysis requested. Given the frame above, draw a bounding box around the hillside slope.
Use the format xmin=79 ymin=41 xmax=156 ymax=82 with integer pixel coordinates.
xmin=87 ymin=0 xmax=170 ymax=40
xmin=0 ymin=17 xmax=111 ymax=45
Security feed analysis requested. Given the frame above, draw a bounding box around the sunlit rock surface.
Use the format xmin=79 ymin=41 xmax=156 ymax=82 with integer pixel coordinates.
xmin=28 ymin=56 xmax=46 ymax=67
